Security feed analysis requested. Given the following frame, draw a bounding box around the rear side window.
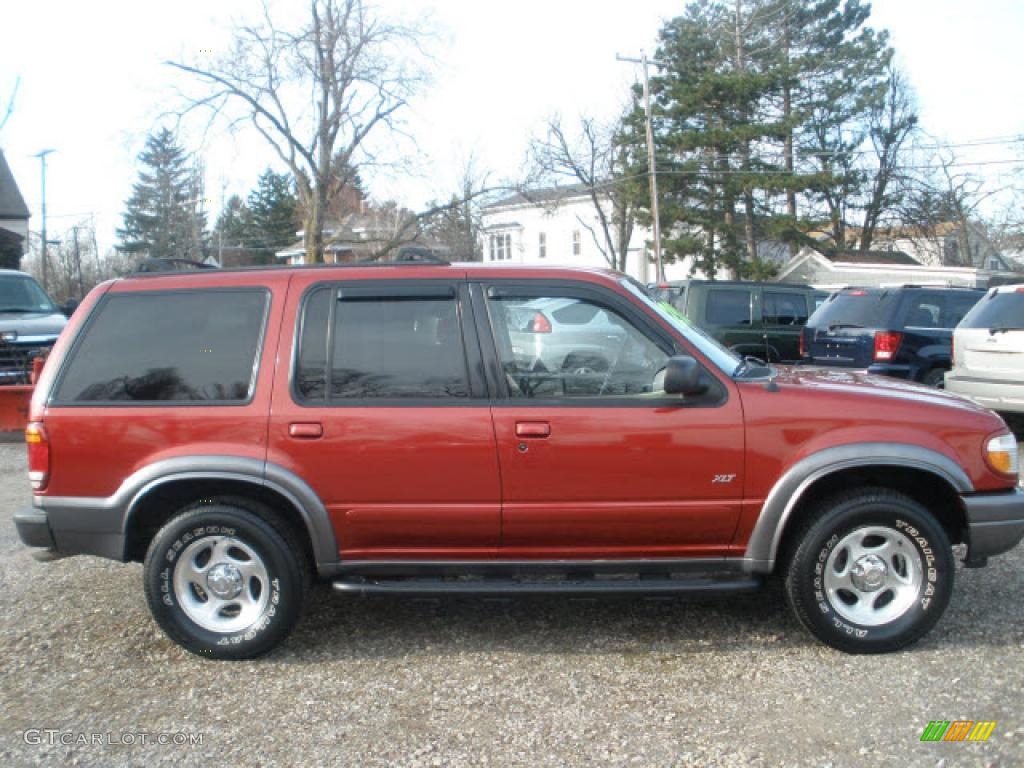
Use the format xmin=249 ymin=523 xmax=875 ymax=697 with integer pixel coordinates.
xmin=903 ymin=295 xmax=944 ymax=328
xmin=763 ymin=291 xmax=808 ymax=326
xmin=960 ymin=290 xmax=1024 ymax=330
xmin=706 ymin=289 xmax=751 ymax=325
xmin=295 ymin=287 xmax=470 ymax=401
xmin=945 ymin=293 xmax=982 ymax=327
xmin=54 ymin=289 xmax=268 ymax=403
xmin=808 ymin=290 xmax=894 ymax=329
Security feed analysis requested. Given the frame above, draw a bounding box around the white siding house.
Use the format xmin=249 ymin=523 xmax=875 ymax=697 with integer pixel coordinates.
xmin=480 ymin=185 xmax=699 ymax=282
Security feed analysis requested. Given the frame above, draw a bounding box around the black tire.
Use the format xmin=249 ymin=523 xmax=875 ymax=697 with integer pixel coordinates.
xmin=784 ymin=488 xmax=953 ymax=654
xmin=143 ymin=501 xmax=309 ymax=660
xmin=922 ymin=368 xmax=947 ymax=388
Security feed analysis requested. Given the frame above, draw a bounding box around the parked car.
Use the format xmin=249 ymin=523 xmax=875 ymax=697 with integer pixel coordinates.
xmin=800 ymin=285 xmax=984 ymax=387
xmin=501 ymin=297 xmax=662 ymax=397
xmin=945 ymin=284 xmax=1024 ymax=412
xmin=0 ymin=270 xmax=69 ymax=384
xmin=650 ymin=280 xmax=819 ymax=363
xmin=14 ymin=262 xmax=1024 ymax=659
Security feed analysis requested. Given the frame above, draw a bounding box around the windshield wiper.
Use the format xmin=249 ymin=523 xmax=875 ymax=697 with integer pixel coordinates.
xmin=827 ymin=322 xmax=863 ymax=331
xmin=0 ymin=307 xmax=45 ymax=313
xmin=990 ymin=327 xmax=1024 ymax=335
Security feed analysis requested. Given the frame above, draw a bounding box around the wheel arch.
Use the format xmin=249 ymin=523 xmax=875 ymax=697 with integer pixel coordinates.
xmin=121 ymin=458 xmax=338 ymax=574
xmin=744 ymin=443 xmax=971 ymax=574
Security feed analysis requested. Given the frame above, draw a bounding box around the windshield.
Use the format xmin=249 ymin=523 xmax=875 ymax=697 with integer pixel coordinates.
xmin=960 ymin=289 xmax=1024 ymax=330
xmin=621 ymin=278 xmax=743 ymax=375
xmin=0 ymin=275 xmax=58 ymax=313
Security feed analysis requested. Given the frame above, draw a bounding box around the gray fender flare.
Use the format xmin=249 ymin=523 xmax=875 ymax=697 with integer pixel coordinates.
xmin=743 ymin=442 xmax=972 ymax=574
xmin=120 ymin=456 xmax=338 ymax=569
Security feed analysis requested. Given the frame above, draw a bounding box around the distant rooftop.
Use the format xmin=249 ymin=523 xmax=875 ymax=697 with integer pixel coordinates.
xmin=821 ymin=249 xmax=918 ymax=265
xmin=484 ymin=183 xmax=593 ymax=209
xmin=0 ymin=151 xmax=30 ymax=220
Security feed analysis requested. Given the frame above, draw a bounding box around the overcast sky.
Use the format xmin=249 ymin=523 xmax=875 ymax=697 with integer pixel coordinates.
xmin=1 ymin=0 xmax=1022 ymax=255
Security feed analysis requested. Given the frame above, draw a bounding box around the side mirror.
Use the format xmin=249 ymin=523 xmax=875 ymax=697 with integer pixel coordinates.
xmin=62 ymin=298 xmax=79 ymax=317
xmin=663 ymin=355 xmax=707 ymax=396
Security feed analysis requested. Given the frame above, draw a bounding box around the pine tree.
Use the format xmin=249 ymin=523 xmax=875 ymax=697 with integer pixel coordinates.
xmin=246 ymin=169 xmax=300 ymax=254
xmin=625 ymin=0 xmax=895 ymax=276
xmin=118 ymin=128 xmax=206 ymax=261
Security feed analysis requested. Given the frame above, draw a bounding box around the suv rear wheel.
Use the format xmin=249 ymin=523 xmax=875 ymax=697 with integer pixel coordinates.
xmin=143 ymin=502 xmax=308 ymax=660
xmin=784 ymin=489 xmax=953 ymax=653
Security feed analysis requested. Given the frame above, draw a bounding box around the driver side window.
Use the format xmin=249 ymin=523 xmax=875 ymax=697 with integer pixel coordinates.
xmin=487 ymin=293 xmax=669 ymax=399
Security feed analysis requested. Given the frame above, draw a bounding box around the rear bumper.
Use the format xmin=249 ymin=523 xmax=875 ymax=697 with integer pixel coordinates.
xmin=866 ymin=363 xmax=913 ymax=380
xmin=945 ymin=374 xmax=1024 ymax=414
xmin=14 ymin=501 xmax=126 ymax=562
xmin=962 ymin=489 xmax=1024 ymax=560
xmin=14 ymin=508 xmax=56 ymax=549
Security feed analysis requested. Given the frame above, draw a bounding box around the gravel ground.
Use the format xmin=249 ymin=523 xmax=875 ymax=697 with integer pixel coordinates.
xmin=0 ymin=443 xmax=1021 ymax=768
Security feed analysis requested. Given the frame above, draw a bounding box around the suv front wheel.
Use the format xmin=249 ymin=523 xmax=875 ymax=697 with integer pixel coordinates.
xmin=785 ymin=489 xmax=953 ymax=653
xmin=143 ymin=502 xmax=308 ymax=660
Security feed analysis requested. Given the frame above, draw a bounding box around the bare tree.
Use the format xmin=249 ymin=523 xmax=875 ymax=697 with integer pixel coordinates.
xmin=899 ymin=148 xmax=1007 ymax=267
xmin=166 ymin=0 xmax=428 ymax=263
xmin=858 ymin=66 xmax=918 ymax=250
xmin=0 ymin=76 xmax=18 ymax=138
xmin=529 ymin=115 xmax=637 ymax=271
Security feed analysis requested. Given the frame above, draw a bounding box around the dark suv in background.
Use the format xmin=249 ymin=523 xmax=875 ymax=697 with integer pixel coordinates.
xmin=800 ymin=286 xmax=983 ymax=387
xmin=651 ymin=280 xmax=820 ymax=363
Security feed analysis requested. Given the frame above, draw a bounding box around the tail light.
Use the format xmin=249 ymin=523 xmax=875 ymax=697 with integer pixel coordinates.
xmin=25 ymin=422 xmax=49 ymax=491
xmin=530 ymin=312 xmax=552 ymax=333
xmin=873 ymin=331 xmax=902 ymax=362
xmin=799 ymin=328 xmax=807 ymax=358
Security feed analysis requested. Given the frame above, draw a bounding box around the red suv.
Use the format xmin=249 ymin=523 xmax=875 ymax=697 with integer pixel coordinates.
xmin=14 ymin=262 xmax=1024 ymax=658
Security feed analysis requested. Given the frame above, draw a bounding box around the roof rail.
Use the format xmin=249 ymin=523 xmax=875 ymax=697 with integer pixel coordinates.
xmin=359 ymin=246 xmax=450 ymax=266
xmin=133 ymin=258 xmax=217 ymax=274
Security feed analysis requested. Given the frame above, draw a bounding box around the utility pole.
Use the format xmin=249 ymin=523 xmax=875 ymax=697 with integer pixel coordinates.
xmin=617 ymin=52 xmax=667 ymax=283
xmin=70 ymin=225 xmax=84 ymax=297
xmin=32 ymin=149 xmax=55 ymax=291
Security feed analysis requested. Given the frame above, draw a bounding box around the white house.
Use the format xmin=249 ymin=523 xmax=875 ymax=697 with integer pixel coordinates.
xmin=480 ymin=185 xmax=698 ymax=283
xmin=776 ymin=245 xmax=1021 ymax=291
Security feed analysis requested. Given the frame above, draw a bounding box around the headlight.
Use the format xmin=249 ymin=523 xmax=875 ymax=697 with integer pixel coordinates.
xmin=985 ymin=433 xmax=1019 ymax=477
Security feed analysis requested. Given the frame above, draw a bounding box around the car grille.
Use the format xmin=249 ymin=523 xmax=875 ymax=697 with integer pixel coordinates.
xmin=0 ymin=343 xmax=52 ymax=385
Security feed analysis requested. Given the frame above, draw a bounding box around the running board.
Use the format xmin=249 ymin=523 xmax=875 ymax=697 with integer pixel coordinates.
xmin=332 ymin=576 xmax=762 ymax=598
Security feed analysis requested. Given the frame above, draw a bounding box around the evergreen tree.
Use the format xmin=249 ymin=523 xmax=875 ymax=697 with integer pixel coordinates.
xmin=212 ymin=194 xmax=255 ymax=265
xmin=624 ymin=0 xmax=894 ymax=276
xmin=634 ymin=0 xmax=786 ymax=278
xmin=117 ymin=128 xmax=206 ymax=261
xmin=246 ymin=169 xmax=300 ymax=254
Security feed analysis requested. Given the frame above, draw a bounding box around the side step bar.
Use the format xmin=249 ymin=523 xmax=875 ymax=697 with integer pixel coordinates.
xmin=332 ymin=576 xmax=762 ymax=598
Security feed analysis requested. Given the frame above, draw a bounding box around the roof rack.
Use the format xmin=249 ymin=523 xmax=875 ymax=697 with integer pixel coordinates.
xmin=358 ymin=246 xmax=450 ymax=266
xmin=133 ymin=258 xmax=217 ymax=274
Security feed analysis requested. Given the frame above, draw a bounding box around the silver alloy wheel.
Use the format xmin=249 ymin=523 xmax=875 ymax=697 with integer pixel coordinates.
xmin=172 ymin=536 xmax=271 ymax=634
xmin=823 ymin=525 xmax=924 ymax=627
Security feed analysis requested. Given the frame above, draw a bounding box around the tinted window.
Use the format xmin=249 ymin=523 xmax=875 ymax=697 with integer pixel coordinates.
xmin=763 ymin=291 xmax=808 ymax=326
xmin=903 ymin=295 xmax=943 ymax=328
xmin=296 ymin=288 xmax=330 ymax=399
xmin=706 ymin=289 xmax=751 ymax=325
xmin=489 ymin=294 xmax=668 ymax=399
xmin=960 ymin=290 xmax=1024 ymax=330
xmin=55 ymin=290 xmax=267 ymax=403
xmin=808 ymin=290 xmax=894 ymax=329
xmin=297 ymin=292 xmax=470 ymax=400
xmin=945 ymin=293 xmax=983 ymax=327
